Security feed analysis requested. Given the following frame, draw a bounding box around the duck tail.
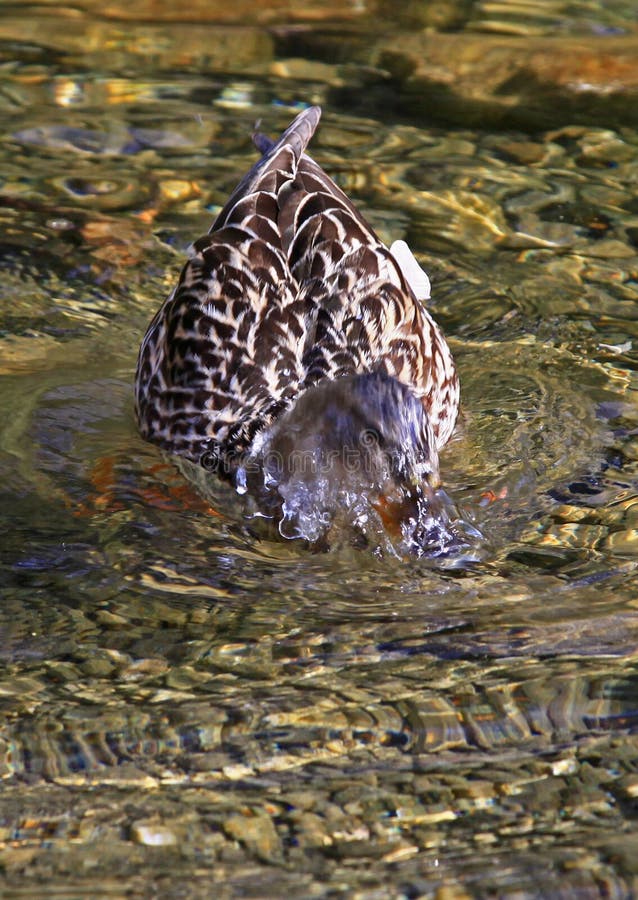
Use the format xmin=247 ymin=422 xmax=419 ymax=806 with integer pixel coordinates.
xmin=252 ymin=131 xmax=274 ymax=155
xmin=252 ymin=106 xmax=321 ymax=161
xmin=209 ymin=106 xmax=322 ymax=233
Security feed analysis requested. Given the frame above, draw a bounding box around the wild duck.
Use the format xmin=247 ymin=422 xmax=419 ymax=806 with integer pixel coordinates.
xmin=135 ymin=106 xmax=459 ymax=547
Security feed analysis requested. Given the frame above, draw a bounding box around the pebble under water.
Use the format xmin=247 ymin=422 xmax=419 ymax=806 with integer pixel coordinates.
xmin=1 ymin=1 xmax=638 ymax=897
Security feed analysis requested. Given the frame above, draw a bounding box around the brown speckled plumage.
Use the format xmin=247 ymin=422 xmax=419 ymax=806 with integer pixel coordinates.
xmin=135 ymin=106 xmax=459 ymax=480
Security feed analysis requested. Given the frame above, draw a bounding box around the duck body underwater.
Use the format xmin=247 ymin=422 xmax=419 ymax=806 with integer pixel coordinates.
xmin=135 ymin=106 xmax=462 ymax=554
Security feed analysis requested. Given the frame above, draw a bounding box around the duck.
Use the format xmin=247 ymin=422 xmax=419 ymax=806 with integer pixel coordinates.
xmin=135 ymin=106 xmax=460 ymax=548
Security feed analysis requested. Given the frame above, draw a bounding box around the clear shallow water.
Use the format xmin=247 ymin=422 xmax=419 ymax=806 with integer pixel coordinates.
xmin=1 ymin=1 xmax=638 ymax=897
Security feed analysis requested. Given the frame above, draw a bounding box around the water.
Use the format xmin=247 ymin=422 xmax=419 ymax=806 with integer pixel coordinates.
xmin=1 ymin=1 xmax=638 ymax=896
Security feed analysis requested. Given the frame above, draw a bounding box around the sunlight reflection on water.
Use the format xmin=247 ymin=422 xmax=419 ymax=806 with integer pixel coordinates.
xmin=2 ymin=0 xmax=638 ymax=895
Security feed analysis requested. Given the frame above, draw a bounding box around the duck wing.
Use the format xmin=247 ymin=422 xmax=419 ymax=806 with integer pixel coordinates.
xmin=269 ymin=133 xmax=458 ymax=449
xmin=135 ymin=108 xmax=323 ymax=465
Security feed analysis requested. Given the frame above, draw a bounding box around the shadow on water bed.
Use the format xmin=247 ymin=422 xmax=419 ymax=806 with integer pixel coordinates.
xmin=1 ymin=1 xmax=638 ymax=897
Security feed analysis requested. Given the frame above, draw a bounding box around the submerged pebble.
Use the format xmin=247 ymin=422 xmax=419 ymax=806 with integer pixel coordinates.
xmin=131 ymin=821 xmax=178 ymax=846
xmin=2 ymin=3 xmax=638 ymax=899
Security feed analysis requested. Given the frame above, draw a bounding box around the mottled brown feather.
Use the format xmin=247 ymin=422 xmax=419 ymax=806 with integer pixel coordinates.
xmin=135 ymin=106 xmax=459 ymax=468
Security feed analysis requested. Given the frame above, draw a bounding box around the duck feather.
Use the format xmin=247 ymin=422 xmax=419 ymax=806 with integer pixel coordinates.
xmin=135 ymin=106 xmax=458 ymax=471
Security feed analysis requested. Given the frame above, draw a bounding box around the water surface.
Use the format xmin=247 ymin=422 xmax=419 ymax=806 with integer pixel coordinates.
xmin=1 ymin=1 xmax=638 ymax=897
